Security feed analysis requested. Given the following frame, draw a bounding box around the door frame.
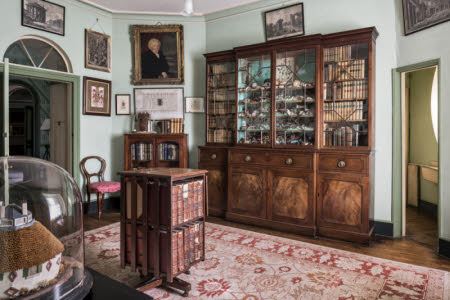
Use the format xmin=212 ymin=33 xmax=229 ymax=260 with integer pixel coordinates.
xmin=0 ymin=60 xmax=81 ymax=185
xmin=392 ymin=59 xmax=441 ymax=239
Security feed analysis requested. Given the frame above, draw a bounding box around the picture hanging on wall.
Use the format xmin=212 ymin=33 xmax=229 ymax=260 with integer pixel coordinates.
xmin=22 ymin=0 xmax=65 ymax=36
xmin=132 ymin=25 xmax=184 ymax=85
xmin=116 ymin=94 xmax=131 ymax=115
xmin=85 ymin=29 xmax=111 ymax=72
xmin=83 ymin=76 xmax=111 ymax=116
xmin=402 ymin=0 xmax=450 ymax=35
xmin=134 ymin=88 xmax=184 ymax=120
xmin=264 ymin=3 xmax=304 ymax=41
xmin=185 ymin=97 xmax=205 ymax=113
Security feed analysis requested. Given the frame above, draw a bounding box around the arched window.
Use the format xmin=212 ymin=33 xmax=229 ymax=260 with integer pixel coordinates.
xmin=4 ymin=36 xmax=72 ymax=73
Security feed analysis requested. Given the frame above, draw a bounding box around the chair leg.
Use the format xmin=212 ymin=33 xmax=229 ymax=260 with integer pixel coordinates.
xmin=86 ymin=190 xmax=91 ymax=214
xmin=97 ymin=192 xmax=102 ymax=220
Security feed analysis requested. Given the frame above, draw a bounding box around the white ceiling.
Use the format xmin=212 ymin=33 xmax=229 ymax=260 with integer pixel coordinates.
xmin=79 ymin=0 xmax=264 ymax=16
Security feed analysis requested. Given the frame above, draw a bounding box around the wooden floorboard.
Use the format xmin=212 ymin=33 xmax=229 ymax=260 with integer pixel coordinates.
xmin=84 ymin=206 xmax=450 ymax=272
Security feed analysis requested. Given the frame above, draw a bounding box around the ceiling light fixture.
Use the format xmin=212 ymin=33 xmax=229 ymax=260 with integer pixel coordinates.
xmin=181 ymin=0 xmax=194 ymax=16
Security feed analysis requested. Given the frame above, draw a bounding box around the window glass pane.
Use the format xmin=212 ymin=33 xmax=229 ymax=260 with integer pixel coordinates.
xmin=41 ymin=49 xmax=67 ymax=72
xmin=4 ymin=42 xmax=33 ymax=67
xmin=22 ymin=39 xmax=52 ymax=66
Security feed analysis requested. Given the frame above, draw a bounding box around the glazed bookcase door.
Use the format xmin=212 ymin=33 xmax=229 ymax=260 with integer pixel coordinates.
xmin=130 ymin=141 xmax=154 ymax=169
xmin=322 ymin=42 xmax=369 ymax=148
xmin=156 ymin=141 xmax=180 ymax=168
xmin=207 ymin=61 xmax=236 ymax=144
xmin=275 ymin=48 xmax=316 ymax=147
xmin=237 ymin=54 xmax=272 ymax=145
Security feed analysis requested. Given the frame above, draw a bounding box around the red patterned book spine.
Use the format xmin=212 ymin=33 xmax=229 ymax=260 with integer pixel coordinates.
xmin=177 ymin=230 xmax=184 ymax=272
xmin=188 ymin=182 xmax=195 ymax=221
xmin=183 ymin=183 xmax=189 ymax=222
xmin=171 ymin=230 xmax=178 ymax=274
xmin=199 ymin=222 xmax=204 ymax=259
xmin=198 ymin=180 xmax=204 ymax=217
xmin=194 ymin=222 xmax=200 ymax=260
xmin=171 ymin=185 xmax=178 ymax=226
xmin=193 ymin=181 xmax=199 ymax=218
xmin=177 ymin=185 xmax=183 ymax=224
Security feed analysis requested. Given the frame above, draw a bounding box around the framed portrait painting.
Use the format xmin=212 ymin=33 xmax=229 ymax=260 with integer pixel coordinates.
xmin=264 ymin=3 xmax=304 ymax=41
xmin=85 ymin=29 xmax=111 ymax=72
xmin=132 ymin=25 xmax=184 ymax=85
xmin=22 ymin=0 xmax=65 ymax=36
xmin=402 ymin=0 xmax=450 ymax=35
xmin=116 ymin=94 xmax=131 ymax=115
xmin=83 ymin=77 xmax=111 ymax=116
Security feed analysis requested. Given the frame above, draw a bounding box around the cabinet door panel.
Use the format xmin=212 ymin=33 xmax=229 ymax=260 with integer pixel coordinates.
xmin=229 ymin=167 xmax=266 ymax=218
xmin=269 ymin=170 xmax=314 ymax=225
xmin=203 ymin=166 xmax=227 ymax=217
xmin=317 ymin=173 xmax=368 ymax=232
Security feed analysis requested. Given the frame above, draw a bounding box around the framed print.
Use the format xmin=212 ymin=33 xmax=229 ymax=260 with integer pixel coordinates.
xmin=85 ymin=29 xmax=111 ymax=72
xmin=264 ymin=3 xmax=304 ymax=41
xmin=402 ymin=0 xmax=450 ymax=35
xmin=22 ymin=0 xmax=65 ymax=36
xmin=185 ymin=97 xmax=204 ymax=113
xmin=134 ymin=88 xmax=183 ymax=120
xmin=83 ymin=77 xmax=111 ymax=116
xmin=116 ymin=94 xmax=131 ymax=115
xmin=132 ymin=25 xmax=184 ymax=85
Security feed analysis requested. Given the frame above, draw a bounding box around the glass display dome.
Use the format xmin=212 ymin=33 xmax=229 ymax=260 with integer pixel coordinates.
xmin=0 ymin=157 xmax=92 ymax=299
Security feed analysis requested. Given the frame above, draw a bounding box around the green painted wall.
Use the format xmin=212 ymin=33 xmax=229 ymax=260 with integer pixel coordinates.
xmin=408 ymin=68 xmax=438 ymax=205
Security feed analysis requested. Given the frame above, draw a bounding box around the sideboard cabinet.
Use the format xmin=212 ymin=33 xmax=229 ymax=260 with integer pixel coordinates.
xmin=200 ymin=27 xmax=378 ymax=243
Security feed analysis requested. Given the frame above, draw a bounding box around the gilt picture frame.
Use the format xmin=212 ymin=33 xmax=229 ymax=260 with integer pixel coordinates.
xmin=83 ymin=76 xmax=111 ymax=116
xmin=132 ymin=25 xmax=184 ymax=85
xmin=85 ymin=29 xmax=111 ymax=72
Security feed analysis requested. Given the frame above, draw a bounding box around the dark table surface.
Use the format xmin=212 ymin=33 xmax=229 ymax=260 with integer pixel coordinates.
xmin=84 ymin=268 xmax=153 ymax=300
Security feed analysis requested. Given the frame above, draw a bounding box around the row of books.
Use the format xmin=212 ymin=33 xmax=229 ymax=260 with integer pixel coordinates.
xmin=154 ymin=119 xmax=183 ymax=134
xmin=208 ymin=102 xmax=236 ymax=115
xmin=158 ymin=143 xmax=179 ymax=161
xmin=323 ymin=101 xmax=365 ymax=121
xmin=208 ymin=73 xmax=235 ymax=88
xmin=324 ymin=59 xmax=366 ymax=82
xmin=209 ymin=63 xmax=234 ymax=74
xmin=323 ymin=124 xmax=360 ymax=147
xmin=208 ymin=129 xmax=234 ymax=143
xmin=324 ymin=45 xmax=360 ymax=62
xmin=171 ymin=179 xmax=204 ymax=226
xmin=323 ymin=80 xmax=368 ymax=100
xmin=169 ymin=221 xmax=204 ymax=274
xmin=131 ymin=142 xmax=152 ymax=161
xmin=208 ymin=115 xmax=235 ymax=129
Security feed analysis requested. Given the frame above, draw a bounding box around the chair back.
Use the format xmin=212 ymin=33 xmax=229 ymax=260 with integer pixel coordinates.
xmin=80 ymin=156 xmax=106 ymax=187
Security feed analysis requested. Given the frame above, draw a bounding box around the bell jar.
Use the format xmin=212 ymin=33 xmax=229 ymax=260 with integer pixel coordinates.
xmin=0 ymin=157 xmax=92 ymax=299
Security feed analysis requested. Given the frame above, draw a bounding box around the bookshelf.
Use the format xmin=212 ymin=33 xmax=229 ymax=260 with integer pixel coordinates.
xmin=119 ymin=168 xmax=207 ymax=296
xmin=124 ymin=133 xmax=188 ymax=170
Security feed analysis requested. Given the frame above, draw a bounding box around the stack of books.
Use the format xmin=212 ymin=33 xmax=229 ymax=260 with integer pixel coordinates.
xmin=131 ymin=142 xmax=152 ymax=161
xmin=154 ymin=119 xmax=184 ymax=133
xmin=158 ymin=143 xmax=179 ymax=161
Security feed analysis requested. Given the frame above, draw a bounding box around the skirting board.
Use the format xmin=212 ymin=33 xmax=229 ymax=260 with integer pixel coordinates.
xmin=374 ymin=221 xmax=393 ymax=237
xmin=86 ymin=196 xmax=120 ymax=213
xmin=439 ymin=239 xmax=450 ymax=259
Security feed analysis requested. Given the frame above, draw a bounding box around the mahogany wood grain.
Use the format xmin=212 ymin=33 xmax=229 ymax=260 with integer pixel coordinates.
xmin=203 ymin=168 xmax=227 ymax=217
xmin=318 ymin=154 xmax=369 ymax=175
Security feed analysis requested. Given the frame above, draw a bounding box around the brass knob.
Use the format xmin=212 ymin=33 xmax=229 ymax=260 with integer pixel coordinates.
xmin=337 ymin=160 xmax=346 ymax=168
xmin=245 ymin=155 xmax=252 ymax=162
xmin=285 ymin=158 xmax=293 ymax=165
xmin=211 ymin=154 xmax=217 ymax=160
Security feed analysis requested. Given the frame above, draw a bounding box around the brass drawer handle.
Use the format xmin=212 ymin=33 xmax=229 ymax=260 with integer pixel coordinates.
xmin=210 ymin=154 xmax=217 ymax=160
xmin=337 ymin=160 xmax=346 ymax=168
xmin=244 ymin=155 xmax=252 ymax=162
xmin=285 ymin=158 xmax=293 ymax=165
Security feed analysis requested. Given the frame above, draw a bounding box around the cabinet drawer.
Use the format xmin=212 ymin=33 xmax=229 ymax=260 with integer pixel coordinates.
xmin=230 ymin=150 xmax=313 ymax=170
xmin=199 ymin=148 xmax=227 ymax=164
xmin=319 ymin=154 xmax=368 ymax=175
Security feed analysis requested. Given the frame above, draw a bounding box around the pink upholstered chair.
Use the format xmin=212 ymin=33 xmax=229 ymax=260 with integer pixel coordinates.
xmin=80 ymin=156 xmax=120 ymax=219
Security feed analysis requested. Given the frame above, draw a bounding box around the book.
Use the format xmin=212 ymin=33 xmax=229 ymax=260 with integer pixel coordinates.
xmin=177 ymin=230 xmax=184 ymax=273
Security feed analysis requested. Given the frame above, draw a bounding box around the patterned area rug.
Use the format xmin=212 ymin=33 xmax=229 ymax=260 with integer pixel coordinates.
xmin=85 ymin=222 xmax=450 ymax=299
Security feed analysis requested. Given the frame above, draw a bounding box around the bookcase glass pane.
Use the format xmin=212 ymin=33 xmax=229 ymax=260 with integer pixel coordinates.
xmin=323 ymin=42 xmax=369 ymax=147
xmin=275 ymin=48 xmax=316 ymax=146
xmin=131 ymin=142 xmax=153 ymax=169
xmin=207 ymin=61 xmax=236 ymax=144
xmin=237 ymin=54 xmax=271 ymax=145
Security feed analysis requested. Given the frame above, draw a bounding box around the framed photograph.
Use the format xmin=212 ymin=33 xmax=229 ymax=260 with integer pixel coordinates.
xmin=83 ymin=77 xmax=111 ymax=116
xmin=185 ymin=97 xmax=205 ymax=113
xmin=132 ymin=25 xmax=184 ymax=85
xmin=134 ymin=88 xmax=183 ymax=120
xmin=402 ymin=0 xmax=450 ymax=35
xmin=85 ymin=29 xmax=111 ymax=72
xmin=116 ymin=94 xmax=131 ymax=115
xmin=22 ymin=0 xmax=65 ymax=36
xmin=265 ymin=3 xmax=304 ymax=41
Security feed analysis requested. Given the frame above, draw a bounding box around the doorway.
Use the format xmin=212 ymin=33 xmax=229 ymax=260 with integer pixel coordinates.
xmin=401 ymin=65 xmax=439 ymax=249
xmin=8 ymin=77 xmax=72 ymax=172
